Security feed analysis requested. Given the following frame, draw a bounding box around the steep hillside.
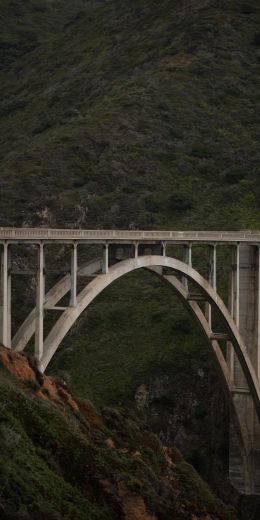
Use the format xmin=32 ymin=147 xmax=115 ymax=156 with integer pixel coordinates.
xmin=0 ymin=0 xmax=259 ymax=229
xmin=0 ymin=346 xmax=237 ymax=520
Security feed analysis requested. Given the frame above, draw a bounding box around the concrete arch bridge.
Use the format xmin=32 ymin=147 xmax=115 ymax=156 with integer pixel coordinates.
xmin=0 ymin=228 xmax=260 ymax=495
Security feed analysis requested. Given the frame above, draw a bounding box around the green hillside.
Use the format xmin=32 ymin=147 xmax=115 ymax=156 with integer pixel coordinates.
xmin=0 ymin=0 xmax=259 ymax=229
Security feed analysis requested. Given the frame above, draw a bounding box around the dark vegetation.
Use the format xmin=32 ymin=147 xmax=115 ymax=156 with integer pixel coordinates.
xmin=0 ymin=0 xmax=260 ymax=517
xmin=0 ymin=0 xmax=259 ymax=229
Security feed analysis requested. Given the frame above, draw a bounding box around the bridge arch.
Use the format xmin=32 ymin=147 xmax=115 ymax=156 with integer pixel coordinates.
xmin=28 ymin=254 xmax=260 ymax=422
xmin=1 ymin=229 xmax=258 ymax=495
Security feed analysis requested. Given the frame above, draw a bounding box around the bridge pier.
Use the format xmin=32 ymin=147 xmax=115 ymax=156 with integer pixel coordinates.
xmin=102 ymin=243 xmax=109 ymax=274
xmin=228 ymin=244 xmax=260 ymax=494
xmin=205 ymin=244 xmax=217 ymax=329
xmin=182 ymin=244 xmax=192 ymax=289
xmin=0 ymin=243 xmax=11 ymax=347
xmin=35 ymin=243 xmax=45 ymax=362
xmin=70 ymin=243 xmax=78 ymax=307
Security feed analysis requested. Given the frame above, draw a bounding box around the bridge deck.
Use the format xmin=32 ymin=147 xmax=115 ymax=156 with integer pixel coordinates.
xmin=0 ymin=228 xmax=259 ymax=243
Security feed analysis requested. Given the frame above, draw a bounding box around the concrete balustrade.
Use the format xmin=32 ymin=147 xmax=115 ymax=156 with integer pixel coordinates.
xmin=0 ymin=227 xmax=260 ymax=242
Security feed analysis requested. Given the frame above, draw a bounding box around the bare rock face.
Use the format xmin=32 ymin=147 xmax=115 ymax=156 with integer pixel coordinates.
xmin=0 ymin=347 xmax=37 ymax=382
xmin=0 ymin=346 xmax=81 ymax=413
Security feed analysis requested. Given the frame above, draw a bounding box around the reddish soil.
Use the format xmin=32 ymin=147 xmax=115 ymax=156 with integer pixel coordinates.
xmin=166 ymin=53 xmax=197 ymax=68
xmin=0 ymin=347 xmax=36 ymax=381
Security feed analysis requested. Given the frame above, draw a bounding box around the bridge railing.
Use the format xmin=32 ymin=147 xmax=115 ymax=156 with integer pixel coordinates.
xmin=0 ymin=228 xmax=260 ymax=242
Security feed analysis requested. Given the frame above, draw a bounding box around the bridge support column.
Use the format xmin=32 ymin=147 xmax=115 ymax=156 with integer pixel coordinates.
xmin=35 ymin=243 xmax=45 ymax=362
xmin=103 ymin=243 xmax=109 ymax=274
xmin=182 ymin=244 xmax=192 ymax=289
xmin=0 ymin=243 xmax=11 ymax=347
xmin=70 ymin=243 xmax=77 ymax=307
xmin=257 ymin=245 xmax=260 ymax=380
xmin=228 ymin=244 xmax=260 ymax=494
xmin=235 ymin=243 xmax=240 ymax=328
xmin=205 ymin=244 xmax=217 ymax=329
